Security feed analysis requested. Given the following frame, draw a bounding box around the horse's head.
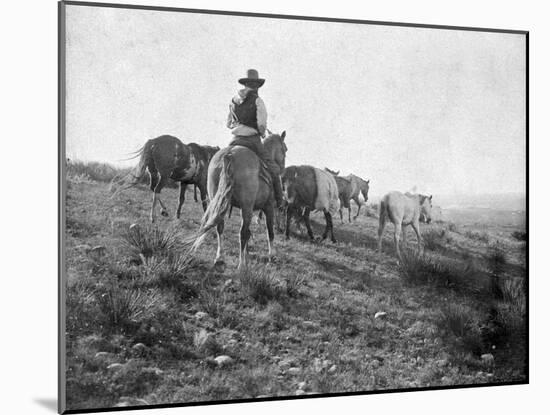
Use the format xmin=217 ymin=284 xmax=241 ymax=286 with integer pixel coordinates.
xmin=281 ymin=166 xmax=298 ymax=205
xmin=264 ymin=130 xmax=287 ymax=172
xmin=360 ymin=178 xmax=370 ymax=203
xmin=419 ymin=194 xmax=433 ymax=224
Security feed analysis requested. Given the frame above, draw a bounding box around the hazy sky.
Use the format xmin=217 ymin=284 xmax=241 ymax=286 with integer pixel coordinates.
xmin=65 ymin=5 xmax=526 ymax=197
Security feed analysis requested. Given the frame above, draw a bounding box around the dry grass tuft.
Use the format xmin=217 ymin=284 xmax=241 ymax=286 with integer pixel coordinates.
xmin=239 ymin=265 xmax=285 ymax=305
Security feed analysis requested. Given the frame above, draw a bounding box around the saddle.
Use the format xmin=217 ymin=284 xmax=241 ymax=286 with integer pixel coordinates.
xmin=228 ymin=138 xmax=272 ymax=186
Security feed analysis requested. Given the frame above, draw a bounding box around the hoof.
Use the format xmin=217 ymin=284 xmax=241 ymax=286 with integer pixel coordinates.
xmin=161 ymin=210 xmax=169 ymax=217
xmin=331 ymin=238 xmax=337 ymax=244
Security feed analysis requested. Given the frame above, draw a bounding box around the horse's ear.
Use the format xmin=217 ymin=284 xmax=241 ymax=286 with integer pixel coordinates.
xmin=367 ymin=180 xmax=370 ymax=184
xmin=429 ymin=195 xmax=433 ymax=200
xmin=281 ymin=131 xmax=286 ymax=141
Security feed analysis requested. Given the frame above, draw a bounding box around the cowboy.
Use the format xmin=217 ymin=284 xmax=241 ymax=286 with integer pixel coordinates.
xmin=226 ymin=69 xmax=284 ymax=207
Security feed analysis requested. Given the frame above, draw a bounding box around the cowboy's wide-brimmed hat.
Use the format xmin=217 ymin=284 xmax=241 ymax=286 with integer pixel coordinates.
xmin=238 ymin=69 xmax=265 ymax=87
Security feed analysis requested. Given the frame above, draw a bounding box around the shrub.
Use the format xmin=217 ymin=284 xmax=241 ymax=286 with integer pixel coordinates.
xmin=487 ymin=242 xmax=508 ymax=297
xmin=494 ymin=302 xmax=527 ymax=340
xmin=284 ymin=274 xmax=306 ymax=297
xmin=488 ymin=242 xmax=507 ymax=270
xmin=123 ymin=224 xmax=179 ymax=262
xmin=465 ymin=230 xmax=490 ymax=243
xmin=94 ymin=279 xmax=161 ymax=328
xmin=107 ymin=359 xmax=164 ymax=397
xmin=511 ymin=231 xmax=527 ymax=241
xmin=67 ymin=160 xmax=129 ymax=183
xmin=398 ymin=250 xmax=487 ymax=295
xmin=422 ymin=228 xmax=452 ymax=252
xmin=439 ymin=303 xmax=483 ymax=355
xmin=239 ymin=266 xmax=284 ymax=305
xmin=499 ymin=277 xmax=526 ymax=313
xmin=66 ymin=282 xmax=97 ymax=334
xmin=447 ymin=222 xmax=458 ymax=233
xmin=193 ymin=329 xmax=222 ymax=356
xmin=198 ymin=289 xmax=227 ymax=318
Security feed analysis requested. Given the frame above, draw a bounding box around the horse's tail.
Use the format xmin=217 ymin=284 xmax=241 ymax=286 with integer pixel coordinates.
xmin=109 ymin=140 xmax=154 ymax=195
xmin=189 ymin=153 xmax=234 ymax=251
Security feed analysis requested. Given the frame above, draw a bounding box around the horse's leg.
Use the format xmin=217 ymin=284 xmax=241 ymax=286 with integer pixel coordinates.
xmin=238 ymin=207 xmax=253 ymax=270
xmin=152 ymin=173 xmax=169 ymax=219
xmin=325 ymin=210 xmax=337 ymax=243
xmin=303 ymin=208 xmax=315 ymax=241
xmin=377 ymin=213 xmax=387 ymax=258
xmin=214 ymin=220 xmax=225 ymax=269
xmin=263 ymin=207 xmax=276 ymax=260
xmin=339 ymin=203 xmax=344 ymax=224
xmin=176 ymin=182 xmax=187 ymax=219
xmin=149 ymin=171 xmax=159 ymax=223
xmin=353 ymin=197 xmax=362 ymax=220
xmin=348 ymin=205 xmax=352 ymax=223
xmin=322 ymin=209 xmax=336 ymax=242
xmin=401 ymin=225 xmax=407 ymax=250
xmin=194 ymin=185 xmax=198 ymax=202
xmin=394 ymin=223 xmax=403 ymax=262
xmin=285 ymin=206 xmax=293 ymax=240
xmin=411 ymin=220 xmax=423 ymax=255
xmin=199 ymin=182 xmax=208 ymax=212
xmin=275 ymin=206 xmax=285 ymax=233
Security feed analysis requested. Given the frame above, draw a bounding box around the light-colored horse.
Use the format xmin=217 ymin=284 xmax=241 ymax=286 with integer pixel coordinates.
xmin=377 ymin=191 xmax=433 ymax=261
xmin=191 ymin=132 xmax=287 ymax=270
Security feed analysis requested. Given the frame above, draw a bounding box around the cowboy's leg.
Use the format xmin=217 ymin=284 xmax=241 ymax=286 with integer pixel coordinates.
xmin=256 ymin=143 xmax=283 ymax=206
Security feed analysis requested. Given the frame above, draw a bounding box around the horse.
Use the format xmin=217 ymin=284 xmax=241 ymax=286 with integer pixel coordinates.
xmin=282 ymin=165 xmax=340 ymax=243
xmin=116 ymin=135 xmax=219 ymax=222
xmin=190 ymin=131 xmax=287 ymax=270
xmin=324 ymin=168 xmax=370 ymax=222
xmin=377 ymin=191 xmax=433 ymax=261
xmin=347 ymin=174 xmax=370 ymax=219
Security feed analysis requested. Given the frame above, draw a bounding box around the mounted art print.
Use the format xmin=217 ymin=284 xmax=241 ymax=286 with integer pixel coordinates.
xmin=59 ymin=1 xmax=528 ymax=413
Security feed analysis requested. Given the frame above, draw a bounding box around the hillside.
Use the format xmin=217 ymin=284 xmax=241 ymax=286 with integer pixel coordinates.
xmin=64 ymin=172 xmax=527 ymax=411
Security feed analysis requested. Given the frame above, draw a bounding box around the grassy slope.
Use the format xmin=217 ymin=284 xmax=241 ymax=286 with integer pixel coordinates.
xmin=64 ymin=177 xmax=527 ymax=411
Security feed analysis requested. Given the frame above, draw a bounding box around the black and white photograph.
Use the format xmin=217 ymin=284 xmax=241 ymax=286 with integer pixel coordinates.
xmin=59 ymin=1 xmax=527 ymax=413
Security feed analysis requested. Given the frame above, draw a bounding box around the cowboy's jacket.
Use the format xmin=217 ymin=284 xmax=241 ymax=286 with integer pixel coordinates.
xmin=226 ymin=87 xmax=267 ymax=136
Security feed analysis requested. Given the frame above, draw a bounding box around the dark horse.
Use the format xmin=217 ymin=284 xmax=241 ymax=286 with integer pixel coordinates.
xmin=119 ymin=135 xmax=219 ymax=222
xmin=325 ymin=168 xmax=370 ymax=222
xmin=191 ymin=131 xmax=287 ymax=270
xmin=282 ymin=165 xmax=340 ymax=243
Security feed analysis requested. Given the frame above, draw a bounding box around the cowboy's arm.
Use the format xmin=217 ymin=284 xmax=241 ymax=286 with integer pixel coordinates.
xmin=256 ymin=97 xmax=267 ymax=136
xmin=226 ymin=103 xmax=236 ymax=129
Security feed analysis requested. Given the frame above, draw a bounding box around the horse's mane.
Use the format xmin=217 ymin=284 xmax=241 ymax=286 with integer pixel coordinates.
xmin=405 ymin=192 xmax=430 ymax=205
